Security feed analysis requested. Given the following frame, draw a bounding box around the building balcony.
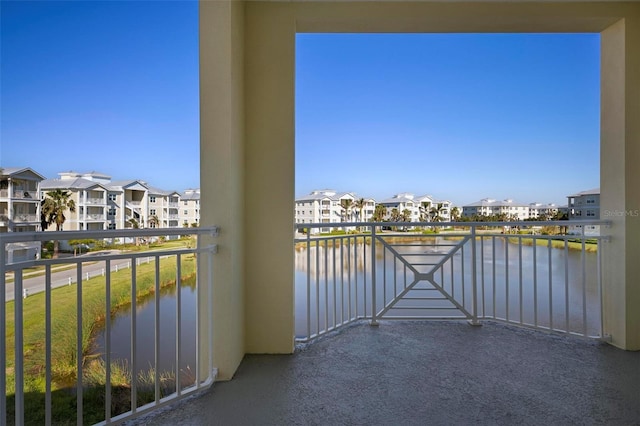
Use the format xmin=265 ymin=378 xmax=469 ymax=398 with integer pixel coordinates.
xmin=12 ymin=213 xmax=38 ymax=223
xmin=82 ymin=197 xmax=107 ymax=206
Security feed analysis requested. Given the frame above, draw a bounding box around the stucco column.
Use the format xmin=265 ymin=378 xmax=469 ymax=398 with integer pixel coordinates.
xmin=601 ymin=16 xmax=640 ymax=350
xmin=244 ymin=2 xmax=296 ymax=354
xmin=199 ymin=0 xmax=246 ymax=380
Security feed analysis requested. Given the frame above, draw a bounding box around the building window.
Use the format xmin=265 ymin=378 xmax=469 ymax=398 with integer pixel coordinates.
xmin=108 ymin=194 xmax=117 ymax=202
xmin=108 ymin=208 xmax=116 ymax=216
xmin=108 ymin=223 xmax=116 ymax=230
xmin=184 ymin=210 xmax=188 ymax=215
xmin=150 ymin=209 xmax=156 ymax=215
xmin=184 ymin=201 xmax=188 ymax=205
xmin=150 ymin=196 xmax=156 ymax=203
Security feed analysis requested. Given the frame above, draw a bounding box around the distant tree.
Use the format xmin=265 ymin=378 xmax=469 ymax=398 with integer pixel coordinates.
xmin=41 ymin=189 xmax=76 ymax=258
xmin=148 ymin=214 xmax=160 ymax=229
xmin=340 ymin=199 xmax=353 ymax=222
xmin=419 ymin=201 xmax=432 ymax=222
xmin=372 ymin=204 xmax=387 ymax=222
xmin=68 ymin=239 xmax=96 ymax=256
xmin=450 ymin=206 xmax=461 ymax=221
xmin=354 ymin=198 xmax=366 ymax=230
xmin=429 ymin=203 xmax=445 ymax=223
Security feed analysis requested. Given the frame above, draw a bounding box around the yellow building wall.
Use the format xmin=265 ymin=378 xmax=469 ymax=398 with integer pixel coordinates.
xmin=200 ymin=0 xmax=640 ymax=380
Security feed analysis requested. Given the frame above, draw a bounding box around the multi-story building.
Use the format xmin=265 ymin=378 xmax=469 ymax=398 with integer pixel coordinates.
xmin=148 ymin=187 xmax=182 ymax=229
xmin=415 ymin=195 xmax=452 ymax=222
xmin=0 ymin=167 xmax=44 ymax=262
xmin=181 ymin=188 xmax=201 ymax=227
xmin=567 ymin=188 xmax=600 ymax=220
xmin=528 ymin=202 xmax=560 ymax=219
xmin=378 ymin=193 xmax=420 ymax=222
xmin=294 ymin=190 xmax=360 ymax=234
xmin=41 ymin=172 xmax=110 ymax=231
xmin=567 ymin=188 xmax=600 ymax=235
xmin=462 ymin=198 xmax=531 ymax=220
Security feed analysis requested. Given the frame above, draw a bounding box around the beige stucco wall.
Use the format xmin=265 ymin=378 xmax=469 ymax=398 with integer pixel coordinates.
xmin=200 ymin=0 xmax=640 ymax=380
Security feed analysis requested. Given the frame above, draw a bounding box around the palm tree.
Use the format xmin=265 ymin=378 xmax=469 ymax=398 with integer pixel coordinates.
xmin=41 ymin=189 xmax=76 ymax=258
xmin=419 ymin=201 xmax=432 ymax=222
xmin=429 ymin=203 xmax=445 ymax=223
xmin=148 ymin=214 xmax=160 ymax=229
xmin=353 ymin=198 xmax=366 ymax=231
xmin=371 ymin=204 xmax=387 ymax=232
xmin=340 ymin=198 xmax=353 ymax=222
xmin=450 ymin=206 xmax=461 ymax=222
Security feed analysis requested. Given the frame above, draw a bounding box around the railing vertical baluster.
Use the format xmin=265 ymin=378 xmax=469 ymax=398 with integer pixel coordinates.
xmin=0 ymin=239 xmax=5 ymax=426
xmin=480 ymin=235 xmax=485 ymax=319
xmin=105 ymin=260 xmax=112 ymax=423
xmin=383 ymin=245 xmax=387 ymax=312
xmin=470 ymin=226 xmax=479 ymax=325
xmin=363 ymin=233 xmax=367 ymax=318
xmin=324 ymin=239 xmax=335 ymax=333
xmin=492 ymin=236 xmax=496 ymax=319
xmin=15 ymin=271 xmax=24 ymax=426
xmin=548 ymin=240 xmax=553 ymax=332
xmin=208 ymin=245 xmax=215 ymax=382
xmin=581 ymin=227 xmax=587 ymax=336
xmin=533 ymin=238 xmax=538 ymax=327
xmin=518 ymin=237 xmax=523 ymax=324
xmin=315 ymin=240 xmax=320 ymax=335
xmin=131 ymin=260 xmax=137 ymax=413
xmin=77 ymin=263 xmax=83 ymax=425
xmin=371 ymin=226 xmax=377 ymax=325
xmin=348 ymin=236 xmax=352 ymax=322
xmin=461 ymin=244 xmax=466 ymax=310
xmin=154 ymin=256 xmax=161 ymax=401
xmin=505 ymin=237 xmax=509 ymax=322
xmin=176 ymin=254 xmax=182 ymax=395
xmin=45 ymin=265 xmax=52 ymax=426
xmin=336 ymin=238 xmax=344 ymax=330
xmin=306 ymin=230 xmax=311 ymax=339
xmin=564 ymin=239 xmax=570 ymax=333
xmin=597 ymin=238 xmax=604 ymax=338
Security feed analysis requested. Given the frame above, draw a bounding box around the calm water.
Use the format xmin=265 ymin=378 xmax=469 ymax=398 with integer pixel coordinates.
xmin=92 ymin=280 xmax=197 ymax=382
xmin=95 ymin=236 xmax=599 ymax=377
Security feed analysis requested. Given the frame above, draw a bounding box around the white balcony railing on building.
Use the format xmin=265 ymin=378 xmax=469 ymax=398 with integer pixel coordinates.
xmin=0 ymin=227 xmax=218 ymax=425
xmin=13 ymin=214 xmax=38 ymax=223
xmin=84 ymin=197 xmax=107 ymax=205
xmin=12 ymin=190 xmax=39 ymax=200
xmin=83 ymin=214 xmax=106 ymax=221
xmin=294 ymin=221 xmax=608 ymax=342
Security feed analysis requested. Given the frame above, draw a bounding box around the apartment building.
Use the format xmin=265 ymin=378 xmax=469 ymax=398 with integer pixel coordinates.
xmin=181 ymin=188 xmax=201 ymax=227
xmin=567 ymin=188 xmax=600 ymax=235
xmin=462 ymin=198 xmax=531 ymax=220
xmin=41 ymin=171 xmax=196 ymax=232
xmin=0 ymin=167 xmax=44 ymax=262
xmin=528 ymin=202 xmax=560 ymax=219
xmin=378 ymin=193 xmax=420 ymax=222
xmin=40 ymin=172 xmax=110 ymax=231
xmin=295 ymin=190 xmax=362 ymax=234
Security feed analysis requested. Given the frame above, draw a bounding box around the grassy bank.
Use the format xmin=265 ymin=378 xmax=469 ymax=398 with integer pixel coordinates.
xmin=5 ymin=255 xmax=196 ymax=424
xmin=508 ymin=236 xmax=598 ymax=252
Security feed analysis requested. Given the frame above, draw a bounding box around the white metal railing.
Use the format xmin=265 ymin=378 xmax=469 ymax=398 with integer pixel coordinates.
xmin=84 ymin=197 xmax=107 ymax=205
xmin=294 ymin=220 xmax=608 ymax=342
xmin=12 ymin=214 xmax=38 ymax=222
xmin=1 ymin=226 xmax=218 ymax=425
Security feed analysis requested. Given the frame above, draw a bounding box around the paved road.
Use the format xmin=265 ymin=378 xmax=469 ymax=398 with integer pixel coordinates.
xmin=4 ymin=251 xmax=156 ymax=302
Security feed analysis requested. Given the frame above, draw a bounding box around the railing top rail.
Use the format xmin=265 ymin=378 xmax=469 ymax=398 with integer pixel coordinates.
xmin=0 ymin=226 xmax=219 ymax=244
xmin=294 ymin=220 xmax=610 ymax=229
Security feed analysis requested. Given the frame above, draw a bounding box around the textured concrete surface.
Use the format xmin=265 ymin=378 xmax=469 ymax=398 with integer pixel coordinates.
xmin=132 ymin=321 xmax=640 ymax=426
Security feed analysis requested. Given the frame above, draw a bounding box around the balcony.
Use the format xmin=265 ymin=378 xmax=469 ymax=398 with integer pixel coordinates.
xmin=12 ymin=214 xmax=38 ymax=223
xmin=83 ymin=197 xmax=107 ymax=206
xmin=134 ymin=319 xmax=640 ymax=425
xmin=2 ymin=216 xmax=639 ymax=425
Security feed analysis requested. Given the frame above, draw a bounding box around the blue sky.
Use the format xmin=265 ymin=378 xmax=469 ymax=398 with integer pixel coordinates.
xmin=296 ymin=33 xmax=600 ymax=205
xmin=2 ymin=2 xmax=599 ymax=205
xmin=1 ymin=1 xmax=200 ymax=191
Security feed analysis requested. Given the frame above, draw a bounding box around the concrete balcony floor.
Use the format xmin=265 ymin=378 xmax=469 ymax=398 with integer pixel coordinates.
xmin=133 ymin=321 xmax=640 ymax=425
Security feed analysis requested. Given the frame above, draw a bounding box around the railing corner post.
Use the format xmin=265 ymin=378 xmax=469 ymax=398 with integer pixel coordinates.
xmin=469 ymin=224 xmax=481 ymax=327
